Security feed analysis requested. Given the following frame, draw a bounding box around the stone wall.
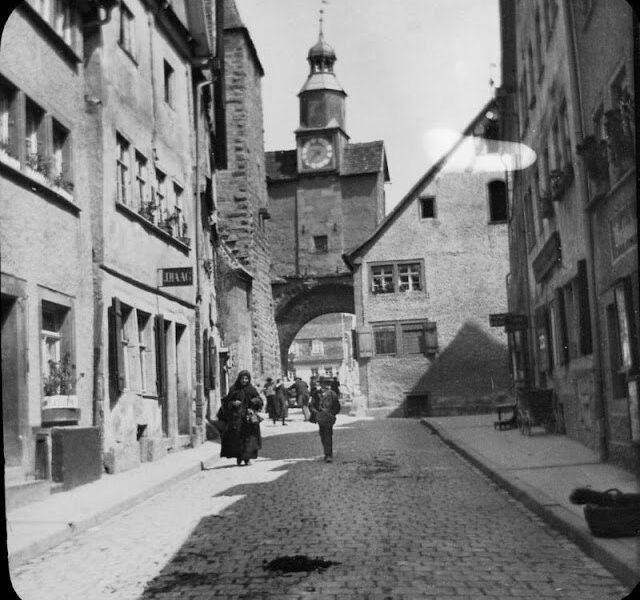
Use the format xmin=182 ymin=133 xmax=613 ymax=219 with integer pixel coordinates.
xmin=354 ymin=168 xmax=511 ymax=410
xmin=216 ymin=22 xmax=280 ymax=382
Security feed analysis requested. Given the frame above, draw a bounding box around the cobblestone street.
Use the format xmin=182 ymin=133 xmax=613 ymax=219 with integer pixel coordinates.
xmin=9 ymin=416 xmax=630 ymax=600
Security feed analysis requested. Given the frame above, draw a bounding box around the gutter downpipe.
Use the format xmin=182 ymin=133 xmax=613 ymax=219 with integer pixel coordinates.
xmin=192 ymin=77 xmax=210 ymax=443
xmin=565 ymin=0 xmax=608 ymax=461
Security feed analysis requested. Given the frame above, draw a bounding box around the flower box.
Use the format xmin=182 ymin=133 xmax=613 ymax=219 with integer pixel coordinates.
xmin=0 ymin=148 xmax=20 ymax=170
xmin=42 ymin=406 xmax=81 ymax=425
xmin=42 ymin=394 xmax=79 ymax=409
xmin=577 ymin=135 xmax=610 ymax=183
xmin=24 ymin=165 xmax=50 ymax=187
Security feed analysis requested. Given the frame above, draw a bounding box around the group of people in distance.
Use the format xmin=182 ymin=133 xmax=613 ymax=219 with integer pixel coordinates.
xmin=215 ymin=371 xmax=341 ymax=465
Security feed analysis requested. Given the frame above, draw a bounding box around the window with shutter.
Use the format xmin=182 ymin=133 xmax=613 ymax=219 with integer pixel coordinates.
xmin=576 ymin=260 xmax=593 ymax=355
xmin=357 ymin=330 xmax=374 ymax=358
xmin=401 ymin=323 xmax=425 ymax=354
xmin=425 ymin=322 xmax=438 ymax=355
xmin=208 ymin=337 xmax=217 ymax=389
xmin=203 ymin=329 xmax=210 ymax=391
xmin=373 ymin=325 xmax=396 ymax=355
xmin=110 ymin=298 xmax=126 ymax=393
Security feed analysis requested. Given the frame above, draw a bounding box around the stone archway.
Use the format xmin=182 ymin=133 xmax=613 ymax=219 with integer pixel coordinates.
xmin=273 ymin=276 xmax=355 ymax=371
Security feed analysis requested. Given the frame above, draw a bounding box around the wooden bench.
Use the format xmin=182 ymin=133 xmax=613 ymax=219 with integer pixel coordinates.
xmin=494 ymin=402 xmax=517 ymax=430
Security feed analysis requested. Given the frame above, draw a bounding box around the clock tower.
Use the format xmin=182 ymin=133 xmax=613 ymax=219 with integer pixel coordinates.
xmin=265 ymin=23 xmax=389 ymax=284
xmin=296 ymin=26 xmax=348 ymax=174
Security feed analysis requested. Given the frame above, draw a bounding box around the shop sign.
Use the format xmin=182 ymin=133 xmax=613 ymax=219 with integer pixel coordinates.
xmin=532 ymin=231 xmax=561 ymax=283
xmin=159 ymin=267 xmax=193 ymax=287
xmin=609 ymin=203 xmax=637 ymax=261
xmin=490 ymin=313 xmax=528 ymax=330
xmin=489 ymin=313 xmax=508 ymax=327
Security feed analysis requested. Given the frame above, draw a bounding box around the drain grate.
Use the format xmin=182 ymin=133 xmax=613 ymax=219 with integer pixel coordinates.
xmin=263 ymin=555 xmax=341 ymax=573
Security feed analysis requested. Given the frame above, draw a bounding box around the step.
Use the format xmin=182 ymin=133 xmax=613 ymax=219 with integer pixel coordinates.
xmin=5 ymin=479 xmax=53 ymax=512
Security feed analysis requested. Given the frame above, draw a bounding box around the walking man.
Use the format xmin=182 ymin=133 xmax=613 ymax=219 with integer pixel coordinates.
xmin=310 ymin=379 xmax=341 ymax=462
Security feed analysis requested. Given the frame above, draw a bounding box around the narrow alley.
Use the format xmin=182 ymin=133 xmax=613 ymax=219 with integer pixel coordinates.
xmin=9 ymin=415 xmax=629 ymax=600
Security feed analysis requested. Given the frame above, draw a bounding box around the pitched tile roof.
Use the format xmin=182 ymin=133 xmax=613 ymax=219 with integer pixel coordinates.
xmin=265 ymin=141 xmax=389 ymax=182
xmin=341 ymin=141 xmax=386 ymax=176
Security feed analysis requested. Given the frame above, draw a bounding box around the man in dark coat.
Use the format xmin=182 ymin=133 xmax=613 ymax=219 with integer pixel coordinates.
xmin=289 ymin=377 xmax=311 ymax=421
xmin=310 ymin=379 xmax=341 ymax=462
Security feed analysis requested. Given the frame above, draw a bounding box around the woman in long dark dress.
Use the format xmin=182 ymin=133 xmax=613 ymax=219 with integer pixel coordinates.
xmin=219 ymin=370 xmax=263 ymax=465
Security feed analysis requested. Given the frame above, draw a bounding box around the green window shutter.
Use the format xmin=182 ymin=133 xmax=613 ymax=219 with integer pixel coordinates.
xmin=154 ymin=314 xmax=167 ymax=400
xmin=203 ymin=329 xmax=210 ymax=392
xmin=357 ymin=329 xmax=373 ymax=358
xmin=577 ymin=260 xmax=593 ymax=355
xmin=351 ymin=328 xmax=358 ymax=360
xmin=208 ymin=337 xmax=217 ymax=389
xmin=425 ymin=322 xmax=438 ymax=354
xmin=110 ymin=297 xmax=126 ymax=393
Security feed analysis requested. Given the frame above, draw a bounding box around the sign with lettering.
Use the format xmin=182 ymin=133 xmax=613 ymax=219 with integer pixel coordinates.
xmin=489 ymin=313 xmax=508 ymax=327
xmin=532 ymin=231 xmax=561 ymax=283
xmin=490 ymin=313 xmax=528 ymax=330
xmin=609 ymin=202 xmax=637 ymax=261
xmin=159 ymin=267 xmax=193 ymax=287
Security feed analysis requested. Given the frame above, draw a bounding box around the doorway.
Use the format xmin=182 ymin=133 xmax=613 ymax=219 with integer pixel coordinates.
xmin=2 ymin=294 xmax=23 ymax=468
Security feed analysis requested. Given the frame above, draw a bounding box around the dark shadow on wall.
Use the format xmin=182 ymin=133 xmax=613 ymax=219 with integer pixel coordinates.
xmin=404 ymin=320 xmax=510 ymax=416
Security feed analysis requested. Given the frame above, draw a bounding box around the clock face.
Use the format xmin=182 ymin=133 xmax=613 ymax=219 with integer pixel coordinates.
xmin=301 ymin=137 xmax=334 ymax=170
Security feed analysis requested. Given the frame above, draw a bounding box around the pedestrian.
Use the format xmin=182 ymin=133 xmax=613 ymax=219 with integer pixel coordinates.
xmin=330 ymin=376 xmax=341 ymax=398
xmin=310 ymin=376 xmax=320 ymax=403
xmin=263 ymin=377 xmax=277 ymax=424
xmin=275 ymin=378 xmax=288 ymax=425
xmin=217 ymin=370 xmax=263 ymax=466
xmin=309 ymin=379 xmax=341 ymax=462
xmin=289 ymin=376 xmax=311 ymax=421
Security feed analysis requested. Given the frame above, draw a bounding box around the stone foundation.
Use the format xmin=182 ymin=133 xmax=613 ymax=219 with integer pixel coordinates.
xmin=104 ymin=442 xmax=141 ymax=474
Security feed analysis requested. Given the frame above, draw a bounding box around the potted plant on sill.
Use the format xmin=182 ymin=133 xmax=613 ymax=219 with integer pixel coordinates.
xmin=25 ymin=152 xmax=52 ymax=186
xmin=52 ymin=172 xmax=75 ymax=196
xmin=139 ymin=200 xmax=158 ymax=223
xmin=576 ymin=135 xmax=610 ymax=183
xmin=0 ymin=140 xmax=20 ymax=169
xmin=42 ymin=352 xmax=83 ymax=425
xmin=604 ymin=107 xmax=634 ymax=165
xmin=178 ymin=222 xmax=190 ymax=247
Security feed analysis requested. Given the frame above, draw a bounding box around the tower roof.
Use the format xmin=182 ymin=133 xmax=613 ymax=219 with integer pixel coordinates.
xmin=308 ymin=31 xmax=336 ymax=61
xmin=300 ymin=28 xmax=344 ymax=95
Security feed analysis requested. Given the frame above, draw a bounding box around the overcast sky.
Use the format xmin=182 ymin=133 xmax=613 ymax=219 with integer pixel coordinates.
xmin=235 ymin=0 xmax=501 ymax=212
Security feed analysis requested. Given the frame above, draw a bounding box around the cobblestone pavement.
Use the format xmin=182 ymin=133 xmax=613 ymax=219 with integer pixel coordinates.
xmin=9 ymin=418 xmax=631 ymax=600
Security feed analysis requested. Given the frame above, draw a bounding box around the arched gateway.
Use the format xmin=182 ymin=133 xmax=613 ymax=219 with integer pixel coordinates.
xmin=273 ymin=275 xmax=354 ymax=369
xmin=264 ymin=25 xmax=390 ymax=371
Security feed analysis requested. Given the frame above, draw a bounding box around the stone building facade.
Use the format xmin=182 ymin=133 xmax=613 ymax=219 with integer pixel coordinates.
xmin=344 ymin=102 xmax=511 ymax=414
xmin=499 ymin=0 xmax=638 ymax=472
xmin=1 ymin=0 xmax=95 ymax=488
xmin=1 ymin=0 xmax=234 ymax=503
xmin=214 ymin=0 xmax=280 ymax=384
xmin=265 ymin=28 xmax=389 ymax=368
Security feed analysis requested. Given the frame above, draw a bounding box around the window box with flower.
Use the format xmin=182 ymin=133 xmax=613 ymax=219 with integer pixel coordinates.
xmin=41 ymin=352 xmax=83 ymax=424
xmin=605 ymin=104 xmax=634 ymax=166
xmin=0 ymin=140 xmax=20 ymax=170
xmin=139 ymin=200 xmax=158 ymax=223
xmin=576 ymin=135 xmax=610 ymax=185
xmin=24 ymin=152 xmax=52 ymax=186
xmin=550 ymin=163 xmax=574 ymax=201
